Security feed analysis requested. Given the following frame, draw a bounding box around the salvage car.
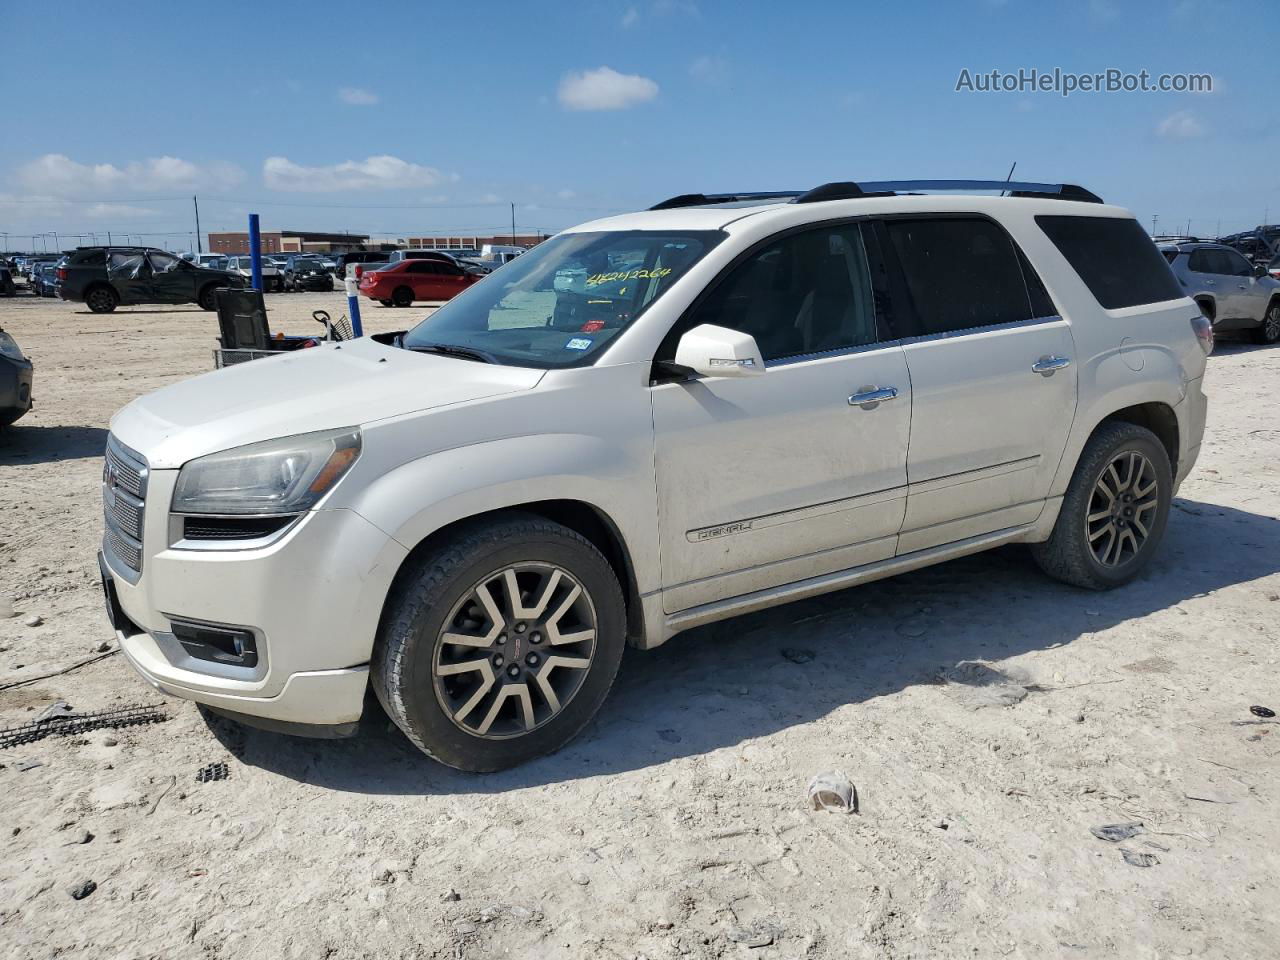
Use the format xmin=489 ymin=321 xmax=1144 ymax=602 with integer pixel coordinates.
xmin=100 ymin=179 xmax=1209 ymax=771
xmin=358 ymin=256 xmax=484 ymax=306
xmin=59 ymin=247 xmax=245 ymax=313
xmin=283 ymin=255 xmax=335 ymax=292
xmin=0 ymin=325 xmax=33 ymax=427
xmin=1160 ymin=240 xmax=1280 ymax=343
xmin=224 ymin=255 xmax=285 ymax=292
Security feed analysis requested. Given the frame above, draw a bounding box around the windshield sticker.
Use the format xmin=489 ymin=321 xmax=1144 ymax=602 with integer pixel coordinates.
xmin=585 ymin=267 xmax=672 ymax=288
xmin=565 ymin=337 xmax=593 ymax=351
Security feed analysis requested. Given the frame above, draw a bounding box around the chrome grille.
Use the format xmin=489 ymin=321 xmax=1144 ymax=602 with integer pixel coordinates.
xmin=103 ymin=436 xmax=149 ymax=576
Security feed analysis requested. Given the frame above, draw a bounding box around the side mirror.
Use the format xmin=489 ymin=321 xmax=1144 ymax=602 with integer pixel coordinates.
xmin=674 ymin=323 xmax=766 ymax=379
xmin=1254 ymin=264 xmax=1267 ymax=279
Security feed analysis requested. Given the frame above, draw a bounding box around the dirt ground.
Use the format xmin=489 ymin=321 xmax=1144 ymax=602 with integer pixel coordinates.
xmin=1 ymin=284 xmax=1277 ymax=960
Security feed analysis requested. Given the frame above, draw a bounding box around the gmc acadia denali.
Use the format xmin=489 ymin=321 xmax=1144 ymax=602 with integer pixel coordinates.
xmin=99 ymin=180 xmax=1210 ymax=771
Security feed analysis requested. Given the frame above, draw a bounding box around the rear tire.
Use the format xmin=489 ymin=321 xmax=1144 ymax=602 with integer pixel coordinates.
xmin=1251 ymin=300 xmax=1280 ymax=345
xmin=372 ymin=513 xmax=626 ymax=772
xmin=1031 ymin=421 xmax=1172 ymax=590
xmin=379 ymin=299 xmax=393 ymax=307
xmin=392 ymin=286 xmax=414 ymax=308
xmin=85 ymin=286 xmax=118 ymax=314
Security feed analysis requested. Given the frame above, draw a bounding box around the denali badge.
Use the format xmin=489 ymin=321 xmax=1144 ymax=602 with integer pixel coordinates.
xmin=688 ymin=520 xmax=754 ymax=542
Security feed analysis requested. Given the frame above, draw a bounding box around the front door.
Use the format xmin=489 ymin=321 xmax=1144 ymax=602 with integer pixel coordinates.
xmin=147 ymin=251 xmax=197 ymax=304
xmin=652 ymin=221 xmax=911 ymax=613
xmin=880 ymin=216 xmax=1079 ymax=553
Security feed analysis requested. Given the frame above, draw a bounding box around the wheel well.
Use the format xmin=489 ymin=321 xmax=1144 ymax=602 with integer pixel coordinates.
xmin=84 ymin=281 xmax=114 ymax=297
xmin=1099 ymin=402 xmax=1179 ymax=474
xmin=392 ymin=500 xmax=645 ymax=646
xmin=1194 ymin=296 xmax=1215 ymax=321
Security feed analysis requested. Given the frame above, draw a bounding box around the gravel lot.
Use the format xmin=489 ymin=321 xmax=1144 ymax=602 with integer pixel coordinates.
xmin=1 ymin=287 xmax=1278 ymax=959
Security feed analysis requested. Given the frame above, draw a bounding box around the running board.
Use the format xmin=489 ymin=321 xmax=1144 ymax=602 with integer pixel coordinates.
xmin=662 ymin=523 xmax=1034 ymax=638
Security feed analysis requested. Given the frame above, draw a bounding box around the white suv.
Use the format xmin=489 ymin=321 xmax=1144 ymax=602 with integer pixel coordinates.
xmin=99 ymin=180 xmax=1210 ymax=771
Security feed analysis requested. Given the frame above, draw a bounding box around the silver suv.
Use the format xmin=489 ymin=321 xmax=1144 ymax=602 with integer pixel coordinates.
xmin=1160 ymin=240 xmax=1280 ymax=344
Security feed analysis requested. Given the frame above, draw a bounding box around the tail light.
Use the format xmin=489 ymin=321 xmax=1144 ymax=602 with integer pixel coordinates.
xmin=354 ymin=265 xmax=364 ymax=280
xmin=1190 ymin=314 xmax=1214 ymax=356
xmin=56 ymin=267 xmax=67 ymax=281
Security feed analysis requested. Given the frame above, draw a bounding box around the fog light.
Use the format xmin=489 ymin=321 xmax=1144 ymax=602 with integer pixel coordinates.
xmin=170 ymin=619 xmax=258 ymax=668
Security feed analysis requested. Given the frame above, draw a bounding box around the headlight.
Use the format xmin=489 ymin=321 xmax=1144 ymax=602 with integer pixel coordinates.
xmin=0 ymin=331 xmax=25 ymax=362
xmin=172 ymin=427 xmax=361 ymax=515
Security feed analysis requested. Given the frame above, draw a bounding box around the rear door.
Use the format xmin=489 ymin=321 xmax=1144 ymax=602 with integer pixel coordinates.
xmin=651 ymin=221 xmax=912 ymax=612
xmin=1187 ymin=249 xmax=1236 ymax=318
xmin=882 ymin=216 xmax=1078 ymax=553
xmin=107 ymin=251 xmax=153 ymax=304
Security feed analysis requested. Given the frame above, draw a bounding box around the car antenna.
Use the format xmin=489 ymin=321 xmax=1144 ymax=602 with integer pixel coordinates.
xmin=1000 ymin=161 xmax=1017 ymax=197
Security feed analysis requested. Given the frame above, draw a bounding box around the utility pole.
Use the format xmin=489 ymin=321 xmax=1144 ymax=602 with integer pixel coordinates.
xmin=193 ymin=195 xmax=203 ymax=253
xmin=107 ymin=231 xmax=112 ymax=246
xmin=1151 ymin=215 xmax=1158 ymax=236
xmin=511 ymin=202 xmax=516 ymax=246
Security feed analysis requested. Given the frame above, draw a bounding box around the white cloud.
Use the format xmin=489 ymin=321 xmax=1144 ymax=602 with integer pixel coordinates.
xmin=556 ymin=188 xmax=576 ymax=200
xmin=16 ymin=153 xmax=243 ymax=196
xmin=338 ymin=87 xmax=379 ymax=106
xmin=1156 ymin=110 xmax=1206 ymax=139
xmin=689 ymin=55 xmax=729 ymax=85
xmin=85 ymin=202 xmax=158 ymax=219
xmin=558 ymin=66 xmax=659 ymax=111
xmin=263 ymin=155 xmax=454 ymax=192
xmin=621 ymin=5 xmax=639 ymax=27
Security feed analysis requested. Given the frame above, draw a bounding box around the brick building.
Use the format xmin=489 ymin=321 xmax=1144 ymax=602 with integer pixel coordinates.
xmin=401 ymin=233 xmax=547 ymax=250
xmin=206 ymin=229 xmax=373 ymax=255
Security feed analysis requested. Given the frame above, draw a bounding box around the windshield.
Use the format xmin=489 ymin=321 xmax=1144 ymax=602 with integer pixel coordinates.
xmin=401 ymin=230 xmax=722 ymax=368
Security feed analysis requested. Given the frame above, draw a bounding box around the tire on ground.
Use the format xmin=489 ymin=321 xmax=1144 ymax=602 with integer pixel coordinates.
xmin=1030 ymin=420 xmax=1172 ymax=590
xmin=371 ymin=512 xmax=627 ymax=772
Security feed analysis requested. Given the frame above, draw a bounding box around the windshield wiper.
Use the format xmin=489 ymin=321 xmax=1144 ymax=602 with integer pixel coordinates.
xmin=405 ymin=342 xmax=498 ymax=364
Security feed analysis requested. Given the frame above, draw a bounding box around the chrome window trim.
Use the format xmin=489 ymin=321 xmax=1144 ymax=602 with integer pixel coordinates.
xmin=896 ymin=313 xmax=1064 ymax=348
xmin=763 ymin=337 xmax=904 ymax=369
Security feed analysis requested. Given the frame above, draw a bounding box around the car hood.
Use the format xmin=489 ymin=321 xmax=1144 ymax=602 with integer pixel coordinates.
xmin=109 ymin=337 xmax=545 ymax=468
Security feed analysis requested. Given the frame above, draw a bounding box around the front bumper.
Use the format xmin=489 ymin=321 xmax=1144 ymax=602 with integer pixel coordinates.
xmin=99 ymin=471 xmax=408 ymax=730
xmin=0 ymin=357 xmax=33 ymax=417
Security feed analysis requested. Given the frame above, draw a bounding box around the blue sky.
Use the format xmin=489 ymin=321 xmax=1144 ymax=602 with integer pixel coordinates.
xmin=1 ymin=0 xmax=1275 ymax=250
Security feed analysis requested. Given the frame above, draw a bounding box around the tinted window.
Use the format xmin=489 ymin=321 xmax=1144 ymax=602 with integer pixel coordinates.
xmin=1222 ymin=249 xmax=1254 ymax=277
xmin=1162 ymin=251 xmax=1179 ymax=264
xmin=1036 ymin=215 xmax=1184 ymax=309
xmin=672 ymin=223 xmax=879 ymax=363
xmin=887 ymin=218 xmax=1033 ymax=335
xmin=149 ymin=252 xmax=180 ymax=273
xmin=1188 ymin=250 xmax=1219 ymax=274
xmin=72 ymin=249 xmax=106 ymax=265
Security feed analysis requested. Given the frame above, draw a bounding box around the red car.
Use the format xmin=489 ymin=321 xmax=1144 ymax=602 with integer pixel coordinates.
xmin=359 ymin=258 xmax=483 ymax=307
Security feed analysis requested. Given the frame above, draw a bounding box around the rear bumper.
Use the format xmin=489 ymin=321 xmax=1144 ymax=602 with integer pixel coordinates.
xmin=1175 ymin=376 xmax=1208 ymax=490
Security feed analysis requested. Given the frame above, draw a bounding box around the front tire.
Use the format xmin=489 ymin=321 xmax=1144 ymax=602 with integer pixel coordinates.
xmin=1031 ymin=421 xmax=1172 ymax=590
xmin=372 ymin=513 xmax=626 ymax=772
xmin=85 ymin=286 xmax=118 ymax=313
xmin=197 ymin=284 xmax=220 ymax=311
xmin=1251 ymin=300 xmax=1280 ymax=345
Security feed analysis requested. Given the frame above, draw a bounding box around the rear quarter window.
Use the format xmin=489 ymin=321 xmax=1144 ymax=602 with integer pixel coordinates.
xmin=1036 ymin=215 xmax=1184 ymax=310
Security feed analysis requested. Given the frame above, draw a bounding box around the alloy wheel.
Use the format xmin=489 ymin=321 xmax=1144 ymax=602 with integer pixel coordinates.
xmin=1085 ymin=450 xmax=1159 ymax=567
xmin=433 ymin=563 xmax=597 ymax=739
xmin=1265 ymin=305 xmax=1280 ymax=342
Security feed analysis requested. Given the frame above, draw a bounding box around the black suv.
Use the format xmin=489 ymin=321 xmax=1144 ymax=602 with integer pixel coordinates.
xmin=283 ymin=255 xmax=335 ymax=292
xmin=59 ymin=246 xmax=245 ymax=313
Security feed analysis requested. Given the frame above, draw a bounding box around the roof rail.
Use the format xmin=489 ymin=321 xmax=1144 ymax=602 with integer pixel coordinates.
xmin=648 ymin=191 xmax=801 ymax=210
xmin=650 ymin=180 xmax=1104 ymax=211
xmin=801 ymin=180 xmax=1103 ymax=204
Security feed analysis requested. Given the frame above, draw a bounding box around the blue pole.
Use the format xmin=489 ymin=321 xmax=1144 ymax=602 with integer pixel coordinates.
xmin=344 ymin=274 xmax=364 ymax=337
xmin=248 ymin=213 xmax=262 ymax=292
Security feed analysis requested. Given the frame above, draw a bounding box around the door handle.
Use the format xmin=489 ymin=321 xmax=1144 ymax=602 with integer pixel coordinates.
xmin=848 ymin=386 xmax=898 ymax=409
xmin=1032 ymin=355 xmax=1072 ymax=376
